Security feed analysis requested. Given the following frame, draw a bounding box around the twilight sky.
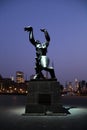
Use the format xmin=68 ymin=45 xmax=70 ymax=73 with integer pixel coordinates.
xmin=0 ymin=0 xmax=87 ymax=85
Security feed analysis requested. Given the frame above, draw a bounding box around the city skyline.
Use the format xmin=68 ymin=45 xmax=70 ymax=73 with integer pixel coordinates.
xmin=0 ymin=70 xmax=87 ymax=87
xmin=0 ymin=0 xmax=87 ymax=85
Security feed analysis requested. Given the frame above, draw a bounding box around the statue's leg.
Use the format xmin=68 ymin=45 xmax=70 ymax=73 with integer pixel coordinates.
xmin=24 ymin=26 xmax=35 ymax=44
xmin=49 ymin=68 xmax=56 ymax=79
xmin=34 ymin=62 xmax=45 ymax=79
xmin=39 ymin=72 xmax=46 ymax=79
xmin=44 ymin=67 xmax=56 ymax=79
xmin=34 ymin=71 xmax=45 ymax=79
xmin=34 ymin=58 xmax=41 ymax=79
xmin=34 ymin=66 xmax=40 ymax=79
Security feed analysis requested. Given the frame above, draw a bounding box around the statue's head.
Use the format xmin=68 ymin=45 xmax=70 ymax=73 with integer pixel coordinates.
xmin=36 ymin=40 xmax=41 ymax=44
xmin=35 ymin=40 xmax=41 ymax=48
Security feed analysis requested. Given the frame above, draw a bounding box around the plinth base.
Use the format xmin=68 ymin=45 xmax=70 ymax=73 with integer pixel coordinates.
xmin=25 ymin=80 xmax=70 ymax=115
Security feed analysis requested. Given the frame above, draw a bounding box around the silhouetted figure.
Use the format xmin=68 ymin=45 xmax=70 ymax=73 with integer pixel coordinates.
xmin=24 ymin=26 xmax=56 ymax=79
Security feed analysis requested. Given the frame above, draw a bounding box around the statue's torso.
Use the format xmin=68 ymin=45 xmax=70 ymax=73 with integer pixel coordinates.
xmin=35 ymin=44 xmax=49 ymax=67
xmin=36 ymin=44 xmax=47 ymax=56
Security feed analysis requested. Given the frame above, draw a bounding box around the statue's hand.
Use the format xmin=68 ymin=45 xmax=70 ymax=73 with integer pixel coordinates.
xmin=24 ymin=26 xmax=33 ymax=31
xmin=40 ymin=29 xmax=46 ymax=32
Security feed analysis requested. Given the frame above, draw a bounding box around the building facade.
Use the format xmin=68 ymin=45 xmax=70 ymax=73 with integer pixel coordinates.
xmin=16 ymin=71 xmax=24 ymax=83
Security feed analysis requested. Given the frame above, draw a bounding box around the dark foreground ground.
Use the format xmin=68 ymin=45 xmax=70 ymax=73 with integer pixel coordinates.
xmin=0 ymin=95 xmax=87 ymax=130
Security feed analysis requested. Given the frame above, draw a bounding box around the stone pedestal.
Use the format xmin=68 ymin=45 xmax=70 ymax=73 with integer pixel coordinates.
xmin=25 ymin=79 xmax=70 ymax=115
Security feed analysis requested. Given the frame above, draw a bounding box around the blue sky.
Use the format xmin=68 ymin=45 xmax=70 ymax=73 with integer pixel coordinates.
xmin=0 ymin=0 xmax=87 ymax=84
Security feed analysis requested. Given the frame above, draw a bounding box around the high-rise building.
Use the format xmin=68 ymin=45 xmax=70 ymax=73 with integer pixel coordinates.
xmin=74 ymin=78 xmax=79 ymax=91
xmin=68 ymin=82 xmax=73 ymax=91
xmin=16 ymin=71 xmax=24 ymax=83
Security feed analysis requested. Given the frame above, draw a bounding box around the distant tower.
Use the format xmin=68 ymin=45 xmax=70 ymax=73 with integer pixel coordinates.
xmin=75 ymin=78 xmax=79 ymax=91
xmin=16 ymin=71 xmax=24 ymax=83
xmin=10 ymin=76 xmax=14 ymax=81
xmin=68 ymin=82 xmax=73 ymax=91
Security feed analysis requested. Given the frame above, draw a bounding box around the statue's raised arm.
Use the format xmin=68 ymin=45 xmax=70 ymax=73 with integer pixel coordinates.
xmin=40 ymin=29 xmax=50 ymax=47
xmin=24 ymin=26 xmax=36 ymax=47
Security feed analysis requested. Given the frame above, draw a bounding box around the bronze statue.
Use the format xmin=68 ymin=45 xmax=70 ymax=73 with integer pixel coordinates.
xmin=24 ymin=26 xmax=56 ymax=79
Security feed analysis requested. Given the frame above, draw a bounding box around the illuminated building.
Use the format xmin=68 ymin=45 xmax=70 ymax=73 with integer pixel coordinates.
xmin=16 ymin=71 xmax=24 ymax=83
xmin=74 ymin=78 xmax=79 ymax=91
xmin=68 ymin=82 xmax=73 ymax=91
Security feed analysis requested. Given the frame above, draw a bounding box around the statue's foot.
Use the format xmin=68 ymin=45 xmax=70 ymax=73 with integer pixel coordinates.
xmin=33 ymin=73 xmax=46 ymax=80
xmin=33 ymin=74 xmax=39 ymax=79
xmin=24 ymin=26 xmax=32 ymax=31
